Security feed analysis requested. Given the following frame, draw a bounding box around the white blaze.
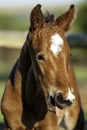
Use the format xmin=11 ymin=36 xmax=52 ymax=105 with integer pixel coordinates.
xmin=66 ymin=88 xmax=75 ymax=102
xmin=50 ymin=33 xmax=64 ymax=56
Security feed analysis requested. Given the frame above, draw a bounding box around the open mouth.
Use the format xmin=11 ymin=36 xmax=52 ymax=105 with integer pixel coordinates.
xmin=50 ymin=96 xmax=63 ymax=109
xmin=47 ymin=96 xmax=63 ymax=117
xmin=48 ymin=95 xmax=72 ymax=117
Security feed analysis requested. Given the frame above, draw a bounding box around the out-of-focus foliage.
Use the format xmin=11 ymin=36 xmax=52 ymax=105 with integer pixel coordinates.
xmin=0 ymin=12 xmax=29 ymax=30
xmin=76 ymin=1 xmax=87 ymax=32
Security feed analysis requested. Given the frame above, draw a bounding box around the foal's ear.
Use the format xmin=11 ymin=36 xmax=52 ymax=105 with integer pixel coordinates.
xmin=30 ymin=4 xmax=44 ymax=32
xmin=55 ymin=5 xmax=76 ymax=31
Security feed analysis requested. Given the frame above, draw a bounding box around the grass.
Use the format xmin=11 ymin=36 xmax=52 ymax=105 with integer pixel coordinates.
xmin=74 ymin=65 xmax=87 ymax=83
xmin=0 ymin=81 xmax=5 ymax=122
xmin=85 ymin=113 xmax=87 ymax=120
xmin=0 ymin=112 xmax=4 ymax=123
xmin=0 ymin=31 xmax=27 ymax=49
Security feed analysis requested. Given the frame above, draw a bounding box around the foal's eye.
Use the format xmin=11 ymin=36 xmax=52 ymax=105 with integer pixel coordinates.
xmin=36 ymin=54 xmax=44 ymax=61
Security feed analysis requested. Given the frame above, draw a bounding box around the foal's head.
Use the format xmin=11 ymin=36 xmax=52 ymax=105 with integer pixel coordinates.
xmin=28 ymin=5 xmax=76 ymax=110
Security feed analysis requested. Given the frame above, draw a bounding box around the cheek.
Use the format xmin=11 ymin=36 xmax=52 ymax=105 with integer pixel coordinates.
xmin=38 ymin=58 xmax=52 ymax=74
xmin=39 ymin=63 xmax=45 ymax=75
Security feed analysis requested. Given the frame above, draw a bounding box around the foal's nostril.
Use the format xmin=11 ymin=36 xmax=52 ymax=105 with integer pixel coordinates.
xmin=55 ymin=93 xmax=73 ymax=108
xmin=55 ymin=93 xmax=64 ymax=104
xmin=50 ymin=92 xmax=74 ymax=109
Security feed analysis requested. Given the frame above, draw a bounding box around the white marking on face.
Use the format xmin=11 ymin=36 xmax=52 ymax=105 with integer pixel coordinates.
xmin=66 ymin=88 xmax=75 ymax=102
xmin=50 ymin=33 xmax=64 ymax=56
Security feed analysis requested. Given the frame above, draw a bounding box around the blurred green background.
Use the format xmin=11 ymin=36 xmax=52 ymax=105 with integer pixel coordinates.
xmin=0 ymin=0 xmax=87 ymax=128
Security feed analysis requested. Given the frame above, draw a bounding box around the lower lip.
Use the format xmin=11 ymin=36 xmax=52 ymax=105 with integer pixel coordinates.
xmin=55 ymin=106 xmax=63 ymax=117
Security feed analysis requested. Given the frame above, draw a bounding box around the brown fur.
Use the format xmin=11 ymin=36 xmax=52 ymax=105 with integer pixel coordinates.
xmin=1 ymin=4 xmax=84 ymax=130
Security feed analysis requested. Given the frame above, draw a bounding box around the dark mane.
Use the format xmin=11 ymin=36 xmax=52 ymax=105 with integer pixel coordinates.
xmin=44 ymin=11 xmax=54 ymax=23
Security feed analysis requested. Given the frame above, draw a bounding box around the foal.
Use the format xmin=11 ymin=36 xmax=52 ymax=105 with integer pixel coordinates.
xmin=1 ymin=4 xmax=84 ymax=130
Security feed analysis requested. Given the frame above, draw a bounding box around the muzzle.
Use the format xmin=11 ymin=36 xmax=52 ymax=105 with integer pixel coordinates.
xmin=48 ymin=90 xmax=75 ymax=117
